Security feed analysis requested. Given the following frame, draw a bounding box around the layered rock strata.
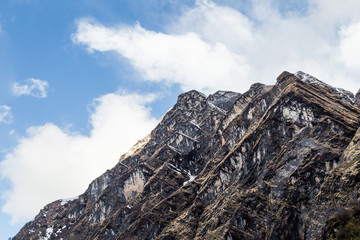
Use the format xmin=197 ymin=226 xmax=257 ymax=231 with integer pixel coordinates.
xmin=14 ymin=71 xmax=360 ymax=240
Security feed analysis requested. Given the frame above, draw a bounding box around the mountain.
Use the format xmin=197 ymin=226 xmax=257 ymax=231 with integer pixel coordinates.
xmin=13 ymin=71 xmax=360 ymax=240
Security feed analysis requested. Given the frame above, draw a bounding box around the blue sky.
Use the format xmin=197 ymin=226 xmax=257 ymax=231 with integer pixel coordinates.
xmin=1 ymin=0 xmax=360 ymax=238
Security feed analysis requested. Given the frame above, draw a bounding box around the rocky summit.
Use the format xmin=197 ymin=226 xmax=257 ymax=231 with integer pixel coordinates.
xmin=14 ymin=71 xmax=360 ymax=240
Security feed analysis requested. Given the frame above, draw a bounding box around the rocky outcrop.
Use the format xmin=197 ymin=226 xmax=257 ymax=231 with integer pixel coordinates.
xmin=355 ymin=89 xmax=360 ymax=107
xmin=14 ymin=71 xmax=360 ymax=240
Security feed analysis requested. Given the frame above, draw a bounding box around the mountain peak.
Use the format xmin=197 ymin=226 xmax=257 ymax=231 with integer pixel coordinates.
xmin=13 ymin=71 xmax=360 ymax=240
xmin=295 ymin=70 xmax=355 ymax=105
xmin=177 ymin=90 xmax=206 ymax=102
xmin=207 ymin=90 xmax=241 ymax=112
xmin=276 ymin=70 xmax=297 ymax=83
xmin=295 ymin=70 xmax=325 ymax=85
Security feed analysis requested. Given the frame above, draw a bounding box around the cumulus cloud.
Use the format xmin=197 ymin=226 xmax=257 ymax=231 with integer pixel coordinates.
xmin=73 ymin=0 xmax=360 ymax=93
xmin=0 ymin=92 xmax=158 ymax=223
xmin=13 ymin=78 xmax=49 ymax=98
xmin=72 ymin=19 xmax=251 ymax=93
xmin=0 ymin=105 xmax=12 ymax=124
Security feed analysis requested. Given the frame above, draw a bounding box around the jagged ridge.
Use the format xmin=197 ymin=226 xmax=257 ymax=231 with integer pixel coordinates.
xmin=14 ymin=71 xmax=360 ymax=240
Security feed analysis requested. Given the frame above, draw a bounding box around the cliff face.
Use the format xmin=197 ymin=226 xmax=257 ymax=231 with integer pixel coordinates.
xmin=14 ymin=71 xmax=360 ymax=240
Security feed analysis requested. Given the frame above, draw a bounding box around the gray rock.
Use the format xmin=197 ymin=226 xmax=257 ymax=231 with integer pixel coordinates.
xmin=13 ymin=71 xmax=360 ymax=240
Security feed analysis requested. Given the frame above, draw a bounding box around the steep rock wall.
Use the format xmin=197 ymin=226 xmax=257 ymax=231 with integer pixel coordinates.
xmin=14 ymin=71 xmax=360 ymax=240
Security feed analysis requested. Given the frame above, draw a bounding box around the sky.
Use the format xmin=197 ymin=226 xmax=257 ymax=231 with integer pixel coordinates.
xmin=0 ymin=0 xmax=360 ymax=238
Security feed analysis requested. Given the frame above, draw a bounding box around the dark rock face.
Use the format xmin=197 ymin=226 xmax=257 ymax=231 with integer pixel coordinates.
xmin=14 ymin=71 xmax=360 ymax=240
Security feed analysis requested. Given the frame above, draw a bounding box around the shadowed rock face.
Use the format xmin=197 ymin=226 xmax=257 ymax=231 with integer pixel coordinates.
xmin=14 ymin=71 xmax=360 ymax=240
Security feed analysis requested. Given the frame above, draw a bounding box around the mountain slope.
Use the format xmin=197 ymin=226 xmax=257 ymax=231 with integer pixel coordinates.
xmin=14 ymin=71 xmax=360 ymax=240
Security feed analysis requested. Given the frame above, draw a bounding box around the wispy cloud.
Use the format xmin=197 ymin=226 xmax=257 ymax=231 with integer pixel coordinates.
xmin=73 ymin=0 xmax=360 ymax=93
xmin=0 ymin=105 xmax=12 ymax=124
xmin=0 ymin=92 xmax=158 ymax=223
xmin=12 ymin=78 xmax=49 ymax=98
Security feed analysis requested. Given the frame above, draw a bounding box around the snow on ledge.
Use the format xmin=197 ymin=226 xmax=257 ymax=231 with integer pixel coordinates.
xmin=60 ymin=196 xmax=79 ymax=206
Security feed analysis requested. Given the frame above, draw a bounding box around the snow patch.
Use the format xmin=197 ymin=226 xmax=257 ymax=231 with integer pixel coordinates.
xmin=296 ymin=71 xmax=355 ymax=104
xmin=183 ymin=171 xmax=197 ymax=186
xmin=283 ymin=107 xmax=300 ymax=122
xmin=282 ymin=104 xmax=314 ymax=126
xmin=39 ymin=227 xmax=53 ymax=240
xmin=61 ymin=196 xmax=79 ymax=206
xmin=45 ymin=227 xmax=53 ymax=239
xmin=295 ymin=71 xmax=324 ymax=86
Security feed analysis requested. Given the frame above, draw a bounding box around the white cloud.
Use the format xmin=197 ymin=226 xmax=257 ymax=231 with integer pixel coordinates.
xmin=12 ymin=78 xmax=49 ymax=98
xmin=73 ymin=19 xmax=251 ymax=93
xmin=309 ymin=0 xmax=360 ymax=24
xmin=173 ymin=0 xmax=254 ymax=52
xmin=339 ymin=22 xmax=360 ymax=71
xmin=73 ymin=0 xmax=360 ymax=93
xmin=0 ymin=105 xmax=12 ymax=124
xmin=0 ymin=92 xmax=158 ymax=223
